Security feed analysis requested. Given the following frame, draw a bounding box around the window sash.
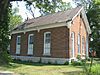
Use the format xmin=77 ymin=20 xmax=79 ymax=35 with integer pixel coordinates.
xmin=82 ymin=37 xmax=85 ymax=53
xmin=44 ymin=32 xmax=51 ymax=55
xmin=78 ymin=34 xmax=80 ymax=53
xmin=71 ymin=32 xmax=75 ymax=57
xmin=29 ymin=35 xmax=34 ymax=44
xmin=17 ymin=36 xmax=21 ymax=45
xmin=16 ymin=36 xmax=21 ymax=54
xmin=28 ymin=34 xmax=34 ymax=55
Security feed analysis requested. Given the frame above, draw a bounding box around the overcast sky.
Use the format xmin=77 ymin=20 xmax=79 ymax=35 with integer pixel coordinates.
xmin=11 ymin=0 xmax=75 ymax=21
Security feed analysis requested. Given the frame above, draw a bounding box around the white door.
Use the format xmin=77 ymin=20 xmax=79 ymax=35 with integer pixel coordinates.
xmin=71 ymin=32 xmax=75 ymax=57
xmin=16 ymin=36 xmax=21 ymax=54
xmin=28 ymin=34 xmax=34 ymax=55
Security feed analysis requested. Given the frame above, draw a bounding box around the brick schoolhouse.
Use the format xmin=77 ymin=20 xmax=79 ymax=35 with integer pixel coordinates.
xmin=10 ymin=6 xmax=91 ymax=64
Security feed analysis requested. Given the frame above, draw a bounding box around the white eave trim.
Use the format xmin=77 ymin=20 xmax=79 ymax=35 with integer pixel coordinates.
xmin=11 ymin=22 xmax=69 ymax=34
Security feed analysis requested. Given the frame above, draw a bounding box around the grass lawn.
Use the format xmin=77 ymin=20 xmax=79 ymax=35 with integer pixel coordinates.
xmin=0 ymin=61 xmax=82 ymax=75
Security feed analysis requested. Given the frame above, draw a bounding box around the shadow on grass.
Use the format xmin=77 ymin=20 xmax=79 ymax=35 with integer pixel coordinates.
xmin=62 ymin=71 xmax=83 ymax=75
xmin=0 ymin=63 xmax=22 ymax=70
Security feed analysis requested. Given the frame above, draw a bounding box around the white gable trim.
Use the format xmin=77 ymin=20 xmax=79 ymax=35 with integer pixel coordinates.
xmin=72 ymin=7 xmax=91 ymax=34
xmin=72 ymin=7 xmax=83 ymax=21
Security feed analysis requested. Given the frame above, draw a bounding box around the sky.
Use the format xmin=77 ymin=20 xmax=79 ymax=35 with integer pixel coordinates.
xmin=11 ymin=0 xmax=76 ymax=21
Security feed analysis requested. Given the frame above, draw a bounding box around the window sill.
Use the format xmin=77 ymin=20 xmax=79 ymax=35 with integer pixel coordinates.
xmin=16 ymin=53 xmax=20 ymax=55
xmin=43 ymin=53 xmax=51 ymax=56
xmin=27 ymin=54 xmax=33 ymax=56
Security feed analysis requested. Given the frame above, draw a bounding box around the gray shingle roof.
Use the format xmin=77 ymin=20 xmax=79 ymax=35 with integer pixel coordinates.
xmin=14 ymin=6 xmax=82 ymax=30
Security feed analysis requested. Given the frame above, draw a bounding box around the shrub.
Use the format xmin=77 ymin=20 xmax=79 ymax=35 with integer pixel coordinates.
xmin=64 ymin=61 xmax=69 ymax=65
xmin=71 ymin=60 xmax=83 ymax=66
xmin=47 ymin=61 xmax=52 ymax=65
xmin=77 ymin=54 xmax=81 ymax=60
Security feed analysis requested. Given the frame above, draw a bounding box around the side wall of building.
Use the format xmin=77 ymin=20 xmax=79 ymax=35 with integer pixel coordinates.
xmin=10 ymin=26 xmax=69 ymax=59
xmin=69 ymin=14 xmax=88 ymax=59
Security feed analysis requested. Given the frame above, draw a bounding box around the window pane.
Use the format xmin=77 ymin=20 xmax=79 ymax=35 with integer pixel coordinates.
xmin=45 ymin=38 xmax=50 ymax=44
xmin=77 ymin=34 xmax=80 ymax=53
xmin=46 ymin=33 xmax=50 ymax=38
xmin=17 ymin=36 xmax=21 ymax=45
xmin=82 ymin=37 xmax=85 ymax=53
xmin=29 ymin=35 xmax=33 ymax=44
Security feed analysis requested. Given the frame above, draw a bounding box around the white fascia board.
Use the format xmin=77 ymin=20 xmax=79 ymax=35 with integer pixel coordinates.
xmin=72 ymin=6 xmax=83 ymax=21
xmin=81 ymin=9 xmax=91 ymax=34
xmin=11 ymin=22 xmax=68 ymax=34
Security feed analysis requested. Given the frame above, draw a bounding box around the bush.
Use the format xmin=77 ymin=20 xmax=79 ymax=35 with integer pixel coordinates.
xmin=77 ymin=54 xmax=81 ymax=60
xmin=64 ymin=61 xmax=69 ymax=65
xmin=71 ymin=60 xmax=83 ymax=66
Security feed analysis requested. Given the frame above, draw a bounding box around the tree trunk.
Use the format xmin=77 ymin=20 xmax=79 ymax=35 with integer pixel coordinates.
xmin=0 ymin=0 xmax=11 ymax=64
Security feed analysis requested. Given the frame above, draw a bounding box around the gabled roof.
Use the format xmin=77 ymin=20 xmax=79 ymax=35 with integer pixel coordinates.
xmin=12 ymin=6 xmax=91 ymax=34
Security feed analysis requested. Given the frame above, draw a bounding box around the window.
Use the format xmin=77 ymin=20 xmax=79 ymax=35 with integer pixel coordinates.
xmin=28 ymin=34 xmax=34 ymax=55
xmin=44 ymin=32 xmax=51 ymax=55
xmin=71 ymin=32 xmax=75 ymax=58
xmin=86 ymin=36 xmax=89 ymax=57
xmin=77 ymin=34 xmax=81 ymax=54
xmin=17 ymin=36 xmax=21 ymax=45
xmin=82 ymin=36 xmax=85 ymax=54
xmin=29 ymin=35 xmax=33 ymax=44
xmin=16 ymin=36 xmax=21 ymax=54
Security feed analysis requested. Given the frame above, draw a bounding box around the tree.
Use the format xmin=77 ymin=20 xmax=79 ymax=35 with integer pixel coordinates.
xmin=87 ymin=0 xmax=100 ymax=57
xmin=9 ymin=7 xmax=22 ymax=31
xmin=25 ymin=0 xmax=72 ymax=17
xmin=0 ymin=0 xmax=11 ymax=64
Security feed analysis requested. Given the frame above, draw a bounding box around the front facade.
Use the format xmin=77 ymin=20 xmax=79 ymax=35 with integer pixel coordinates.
xmin=10 ymin=6 xmax=91 ymax=64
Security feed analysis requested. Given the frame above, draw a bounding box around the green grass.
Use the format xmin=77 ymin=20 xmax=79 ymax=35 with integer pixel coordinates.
xmin=0 ymin=61 xmax=82 ymax=75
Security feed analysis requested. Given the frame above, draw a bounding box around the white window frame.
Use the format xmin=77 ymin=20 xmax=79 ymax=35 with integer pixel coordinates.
xmin=16 ymin=35 xmax=21 ymax=54
xmin=71 ymin=32 xmax=75 ymax=58
xmin=27 ymin=34 xmax=34 ymax=55
xmin=82 ymin=36 xmax=85 ymax=54
xmin=43 ymin=32 xmax=51 ymax=56
xmin=77 ymin=34 xmax=81 ymax=54
xmin=86 ymin=36 xmax=89 ymax=57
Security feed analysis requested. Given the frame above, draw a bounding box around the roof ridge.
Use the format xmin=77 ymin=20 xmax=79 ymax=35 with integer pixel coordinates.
xmin=26 ymin=7 xmax=80 ymax=22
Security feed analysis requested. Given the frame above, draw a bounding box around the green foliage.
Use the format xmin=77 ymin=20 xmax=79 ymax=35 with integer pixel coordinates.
xmin=77 ymin=54 xmax=81 ymax=60
xmin=91 ymin=64 xmax=100 ymax=75
xmin=0 ymin=0 xmax=12 ymax=65
xmin=64 ymin=61 xmax=69 ymax=65
xmin=87 ymin=0 xmax=100 ymax=57
xmin=26 ymin=0 xmax=72 ymax=16
xmin=71 ymin=60 xmax=83 ymax=66
xmin=9 ymin=7 xmax=22 ymax=31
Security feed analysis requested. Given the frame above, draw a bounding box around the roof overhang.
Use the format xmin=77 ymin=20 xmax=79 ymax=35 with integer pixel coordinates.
xmin=11 ymin=22 xmax=69 ymax=34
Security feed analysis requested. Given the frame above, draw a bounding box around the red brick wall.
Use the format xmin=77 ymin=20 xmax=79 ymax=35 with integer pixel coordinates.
xmin=10 ymin=26 xmax=69 ymax=58
xmin=69 ymin=14 xmax=88 ymax=58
